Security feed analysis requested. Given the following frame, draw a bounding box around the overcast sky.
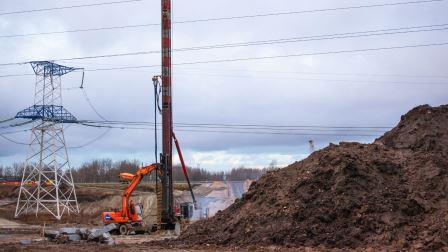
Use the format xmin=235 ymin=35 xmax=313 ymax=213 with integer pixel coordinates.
xmin=0 ymin=0 xmax=447 ymax=171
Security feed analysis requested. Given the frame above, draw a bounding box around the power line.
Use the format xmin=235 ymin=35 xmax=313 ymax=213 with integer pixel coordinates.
xmin=0 ymin=120 xmax=34 ymax=130
xmin=81 ymin=88 xmax=109 ymax=121
xmin=0 ymin=134 xmax=28 ymax=145
xmin=80 ymin=41 xmax=448 ymax=72
xmin=172 ymin=0 xmax=446 ymax=25
xmin=0 ymin=119 xmax=387 ymax=147
xmin=2 ymin=23 xmax=447 ymax=64
xmin=173 ymin=26 xmax=448 ymax=52
xmin=177 ymin=129 xmax=381 ymax=137
xmin=37 ymin=25 xmax=448 ymax=61
xmin=1 ymin=42 xmax=447 ymax=78
xmin=41 ymin=60 xmax=448 ymax=79
xmin=169 ymin=42 xmax=448 ymax=67
xmin=0 ymin=0 xmax=444 ymax=38
xmin=0 ymin=123 xmax=111 ymax=149
xmin=77 ymin=81 xmax=112 ymax=148
xmin=82 ymin=123 xmax=387 ymax=133
xmin=79 ymin=121 xmax=388 ymax=133
xmin=176 ymin=66 xmax=448 ymax=79
xmin=0 ymin=0 xmax=144 ymax=16
xmin=0 ymin=122 xmax=383 ymax=147
xmin=80 ymin=119 xmax=392 ymax=129
xmin=173 ymin=72 xmax=448 ymax=85
xmin=0 ymin=118 xmax=16 ymax=124
xmin=0 ymin=126 xmax=110 ymax=149
xmin=0 ymin=129 xmax=32 ymax=135
xmin=2 ymin=69 xmax=447 ymax=84
xmin=68 ymin=129 xmax=111 ymax=149
xmin=0 ymin=73 xmax=34 ymax=78
xmin=0 ymin=24 xmax=158 ymax=39
xmin=32 ymin=60 xmax=448 ymax=80
xmin=78 ymin=122 xmax=382 ymax=137
xmin=175 ymin=125 xmax=385 ymax=133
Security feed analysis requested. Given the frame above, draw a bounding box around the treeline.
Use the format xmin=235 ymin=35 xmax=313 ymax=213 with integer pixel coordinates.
xmin=0 ymin=163 xmax=24 ymax=181
xmin=72 ymin=159 xmax=141 ymax=183
xmin=172 ymin=166 xmax=265 ymax=182
xmin=1 ymin=159 xmax=271 ymax=183
xmin=73 ymin=159 xmax=268 ymax=183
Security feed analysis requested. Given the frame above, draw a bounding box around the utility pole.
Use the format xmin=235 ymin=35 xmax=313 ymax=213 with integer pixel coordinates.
xmin=160 ymin=0 xmax=175 ymax=229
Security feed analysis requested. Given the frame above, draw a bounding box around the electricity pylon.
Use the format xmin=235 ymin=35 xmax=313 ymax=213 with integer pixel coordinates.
xmin=15 ymin=61 xmax=81 ymax=220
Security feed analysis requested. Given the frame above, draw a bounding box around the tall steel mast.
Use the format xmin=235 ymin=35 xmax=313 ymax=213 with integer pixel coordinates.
xmin=160 ymin=0 xmax=175 ymax=228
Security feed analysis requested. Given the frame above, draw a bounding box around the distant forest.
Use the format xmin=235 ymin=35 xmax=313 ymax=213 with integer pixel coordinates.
xmin=0 ymin=159 xmax=276 ymax=183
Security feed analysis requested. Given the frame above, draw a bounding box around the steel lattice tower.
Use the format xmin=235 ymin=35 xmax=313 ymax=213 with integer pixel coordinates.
xmin=15 ymin=61 xmax=81 ymax=220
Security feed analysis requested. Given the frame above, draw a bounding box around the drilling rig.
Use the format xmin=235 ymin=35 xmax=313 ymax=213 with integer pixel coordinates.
xmin=158 ymin=0 xmax=175 ymax=229
xmin=101 ymin=0 xmax=196 ymax=234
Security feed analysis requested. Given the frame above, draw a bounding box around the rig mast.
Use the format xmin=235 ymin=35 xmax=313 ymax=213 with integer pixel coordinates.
xmin=160 ymin=0 xmax=175 ymax=228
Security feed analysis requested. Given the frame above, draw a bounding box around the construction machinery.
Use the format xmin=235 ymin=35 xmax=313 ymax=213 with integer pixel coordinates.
xmin=100 ymin=128 xmax=197 ymax=235
xmin=101 ymin=164 xmax=158 ymax=235
xmin=101 ymin=0 xmax=198 ymax=234
xmin=101 ymin=154 xmax=195 ymax=235
xmin=100 ymin=137 xmax=196 ymax=235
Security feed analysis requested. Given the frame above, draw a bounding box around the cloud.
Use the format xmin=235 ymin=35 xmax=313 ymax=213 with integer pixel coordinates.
xmin=0 ymin=0 xmax=447 ymax=170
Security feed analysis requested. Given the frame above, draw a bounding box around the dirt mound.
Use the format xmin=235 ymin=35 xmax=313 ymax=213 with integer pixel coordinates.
xmin=0 ymin=185 xmax=18 ymax=198
xmin=171 ymin=105 xmax=448 ymax=250
xmin=376 ymin=104 xmax=448 ymax=154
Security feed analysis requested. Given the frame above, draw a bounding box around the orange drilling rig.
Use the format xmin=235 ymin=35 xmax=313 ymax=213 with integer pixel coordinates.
xmin=101 ymin=0 xmax=197 ymax=235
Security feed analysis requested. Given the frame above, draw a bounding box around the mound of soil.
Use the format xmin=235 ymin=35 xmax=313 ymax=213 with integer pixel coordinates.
xmin=0 ymin=186 xmax=121 ymax=225
xmin=376 ymin=104 xmax=448 ymax=155
xmin=173 ymin=104 xmax=448 ymax=249
xmin=0 ymin=185 xmax=18 ymax=198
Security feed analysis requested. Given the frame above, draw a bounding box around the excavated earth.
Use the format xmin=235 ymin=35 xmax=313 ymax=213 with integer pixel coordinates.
xmin=167 ymin=104 xmax=448 ymax=250
xmin=0 ymin=185 xmax=157 ymax=226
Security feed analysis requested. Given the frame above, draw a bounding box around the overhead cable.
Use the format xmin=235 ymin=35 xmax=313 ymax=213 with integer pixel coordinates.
xmin=0 ymin=0 xmax=144 ymax=16
xmin=0 ymin=134 xmax=29 ymax=145
xmin=78 ymin=123 xmax=381 ymax=137
xmin=81 ymin=119 xmax=392 ymax=128
xmin=81 ymin=42 xmax=448 ymax=72
xmin=68 ymin=130 xmax=111 ymax=149
xmin=0 ymin=0 xmax=444 ymax=37
xmin=2 ymin=23 xmax=447 ymax=65
xmin=0 ymin=118 xmax=16 ymax=124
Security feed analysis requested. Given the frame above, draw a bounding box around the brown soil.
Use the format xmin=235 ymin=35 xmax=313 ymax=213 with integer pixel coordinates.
xmin=0 ymin=183 xmax=197 ymax=226
xmin=167 ymin=104 xmax=448 ymax=250
xmin=376 ymin=104 xmax=448 ymax=155
xmin=0 ymin=185 xmax=18 ymax=198
xmin=0 ymin=186 xmax=114 ymax=226
xmin=2 ymin=242 xmax=301 ymax=252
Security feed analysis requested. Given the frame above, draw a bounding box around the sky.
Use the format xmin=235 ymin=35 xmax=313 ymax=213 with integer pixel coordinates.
xmin=0 ymin=0 xmax=447 ymax=171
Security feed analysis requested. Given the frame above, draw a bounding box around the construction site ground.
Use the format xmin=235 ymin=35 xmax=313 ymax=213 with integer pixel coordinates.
xmin=0 ymin=181 xmax=252 ymax=251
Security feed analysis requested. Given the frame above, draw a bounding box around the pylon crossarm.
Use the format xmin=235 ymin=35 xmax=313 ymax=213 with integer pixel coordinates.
xmin=15 ymin=61 xmax=79 ymax=220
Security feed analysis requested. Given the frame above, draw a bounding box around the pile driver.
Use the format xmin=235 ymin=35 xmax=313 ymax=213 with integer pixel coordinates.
xmin=101 ymin=0 xmax=196 ymax=234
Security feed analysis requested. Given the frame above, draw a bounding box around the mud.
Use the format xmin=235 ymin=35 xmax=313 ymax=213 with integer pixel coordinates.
xmin=168 ymin=104 xmax=448 ymax=250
